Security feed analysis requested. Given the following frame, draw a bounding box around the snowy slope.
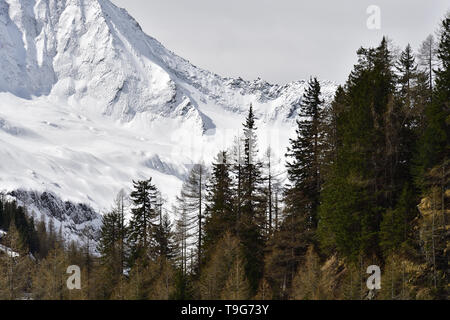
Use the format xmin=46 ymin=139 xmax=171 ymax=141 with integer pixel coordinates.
xmin=0 ymin=0 xmax=338 ymax=231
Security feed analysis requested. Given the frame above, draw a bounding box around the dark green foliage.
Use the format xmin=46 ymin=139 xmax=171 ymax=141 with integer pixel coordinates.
xmin=154 ymin=212 xmax=177 ymax=259
xmin=203 ymin=151 xmax=235 ymax=258
xmin=318 ymin=38 xmax=398 ymax=262
xmin=170 ymin=269 xmax=194 ymax=300
xmin=129 ymin=178 xmax=158 ymax=260
xmin=285 ymin=77 xmax=323 ymax=229
xmin=0 ymin=198 xmax=40 ymax=255
xmin=98 ymin=209 xmax=125 ymax=275
xmin=238 ymin=105 xmax=266 ymax=293
xmin=380 ymin=184 xmax=418 ymax=254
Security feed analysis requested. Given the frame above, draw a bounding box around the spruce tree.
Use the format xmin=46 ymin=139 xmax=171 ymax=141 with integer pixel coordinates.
xmin=154 ymin=212 xmax=176 ymax=259
xmin=97 ymin=191 xmax=128 ymax=291
xmin=203 ymin=151 xmax=235 ymax=257
xmin=178 ymin=163 xmax=207 ymax=272
xmin=129 ymin=178 xmax=158 ymax=260
xmin=239 ymin=104 xmax=266 ymax=293
xmin=241 ymin=104 xmax=265 ymax=221
xmin=264 ymin=77 xmax=325 ymax=298
xmin=318 ymin=38 xmax=397 ymax=262
xmin=285 ymin=77 xmax=324 ymax=229
xmin=396 ymin=44 xmax=418 ymax=109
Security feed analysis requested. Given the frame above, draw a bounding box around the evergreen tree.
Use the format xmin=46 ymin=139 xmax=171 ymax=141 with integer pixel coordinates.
xmin=264 ymin=77 xmax=325 ymax=298
xmin=241 ymin=104 xmax=265 ymax=221
xmin=97 ymin=191 xmax=129 ymax=297
xmin=154 ymin=212 xmax=176 ymax=259
xmin=203 ymin=151 xmax=235 ymax=257
xmin=239 ymin=104 xmax=266 ymax=293
xmin=318 ymin=38 xmax=397 ymax=262
xmin=129 ymin=178 xmax=158 ymax=260
xmin=396 ymin=44 xmax=418 ymax=108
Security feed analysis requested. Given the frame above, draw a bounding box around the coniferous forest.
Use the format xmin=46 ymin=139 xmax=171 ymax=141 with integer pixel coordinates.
xmin=0 ymin=13 xmax=448 ymax=301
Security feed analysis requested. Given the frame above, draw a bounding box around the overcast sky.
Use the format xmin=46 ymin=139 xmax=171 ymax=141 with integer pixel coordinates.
xmin=111 ymin=0 xmax=449 ymax=85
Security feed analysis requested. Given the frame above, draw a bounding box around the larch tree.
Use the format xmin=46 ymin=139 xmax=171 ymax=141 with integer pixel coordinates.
xmin=178 ymin=163 xmax=208 ymax=272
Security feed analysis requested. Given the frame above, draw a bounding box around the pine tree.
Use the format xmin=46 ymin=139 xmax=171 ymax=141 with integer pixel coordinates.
xmin=285 ymin=77 xmax=324 ymax=230
xmin=428 ymin=13 xmax=449 ymax=166
xmin=380 ymin=185 xmax=417 ymax=254
xmin=154 ymin=212 xmax=176 ymax=259
xmin=203 ymin=151 xmax=235 ymax=257
xmin=321 ymin=85 xmax=346 ymax=176
xmin=318 ymin=38 xmax=397 ymax=262
xmin=264 ymin=77 xmax=325 ymax=298
xmin=396 ymin=44 xmax=418 ymax=109
xmin=97 ymin=191 xmax=129 ymax=298
xmin=239 ymin=104 xmax=266 ymax=293
xmin=241 ymin=104 xmax=265 ymax=221
xmin=393 ymin=44 xmax=422 ymax=194
xmin=98 ymin=211 xmax=121 ymax=270
xmin=129 ymin=178 xmax=158 ymax=261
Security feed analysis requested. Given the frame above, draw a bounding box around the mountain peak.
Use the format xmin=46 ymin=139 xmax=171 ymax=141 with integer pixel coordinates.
xmin=0 ymin=0 xmax=337 ymax=213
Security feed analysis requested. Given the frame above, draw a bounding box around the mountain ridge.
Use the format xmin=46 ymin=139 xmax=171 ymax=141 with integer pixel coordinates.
xmin=0 ymin=0 xmax=338 ymax=238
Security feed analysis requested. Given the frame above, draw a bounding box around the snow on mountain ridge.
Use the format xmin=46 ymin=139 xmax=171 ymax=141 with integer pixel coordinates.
xmin=0 ymin=0 xmax=338 ymax=240
xmin=0 ymin=0 xmax=337 ymax=125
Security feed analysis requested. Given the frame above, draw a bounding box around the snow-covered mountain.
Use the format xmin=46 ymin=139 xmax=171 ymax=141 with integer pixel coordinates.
xmin=0 ymin=0 xmax=337 ymax=240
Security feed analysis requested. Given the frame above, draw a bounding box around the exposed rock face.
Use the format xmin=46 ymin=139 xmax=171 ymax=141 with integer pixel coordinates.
xmin=10 ymin=190 xmax=101 ymax=248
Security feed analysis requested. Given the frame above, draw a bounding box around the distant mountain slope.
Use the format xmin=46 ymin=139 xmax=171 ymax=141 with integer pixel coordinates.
xmin=0 ymin=0 xmax=337 ymax=220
